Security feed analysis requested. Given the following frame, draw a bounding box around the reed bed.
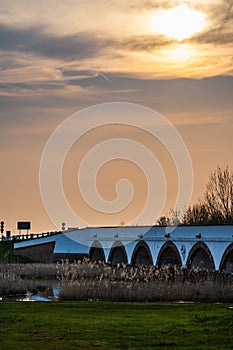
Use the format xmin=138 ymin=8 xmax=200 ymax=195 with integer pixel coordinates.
xmin=1 ymin=260 xmax=233 ymax=301
xmin=0 ymin=263 xmax=58 ymax=276
xmin=58 ymin=259 xmax=233 ymax=302
xmin=0 ymin=263 xmax=58 ymax=296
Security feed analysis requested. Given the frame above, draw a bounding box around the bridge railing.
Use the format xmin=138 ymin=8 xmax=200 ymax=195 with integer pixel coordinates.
xmin=0 ymin=231 xmax=63 ymax=242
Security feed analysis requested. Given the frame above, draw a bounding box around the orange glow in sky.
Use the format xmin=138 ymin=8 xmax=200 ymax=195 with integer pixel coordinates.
xmin=0 ymin=0 xmax=232 ymax=234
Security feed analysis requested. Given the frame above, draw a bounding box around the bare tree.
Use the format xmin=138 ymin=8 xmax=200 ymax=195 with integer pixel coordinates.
xmin=205 ymin=166 xmax=233 ymax=224
xmin=156 ymin=216 xmax=169 ymax=226
xmin=156 ymin=166 xmax=233 ymax=226
xmin=156 ymin=209 xmax=182 ymax=226
xmin=182 ymin=201 xmax=209 ymax=225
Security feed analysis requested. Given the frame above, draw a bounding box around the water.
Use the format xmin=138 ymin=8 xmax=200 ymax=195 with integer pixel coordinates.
xmin=18 ymin=285 xmax=60 ymax=302
xmin=0 ymin=285 xmax=60 ymax=302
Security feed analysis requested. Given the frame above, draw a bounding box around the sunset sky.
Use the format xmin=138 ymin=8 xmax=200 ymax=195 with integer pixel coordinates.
xmin=1 ymin=0 xmax=233 ymax=234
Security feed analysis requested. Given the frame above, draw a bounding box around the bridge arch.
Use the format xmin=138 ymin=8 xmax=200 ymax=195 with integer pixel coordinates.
xmin=89 ymin=241 xmax=105 ymax=263
xmin=131 ymin=241 xmax=153 ymax=266
xmin=156 ymin=241 xmax=182 ymax=268
xmin=186 ymin=242 xmax=215 ymax=271
xmin=108 ymin=241 xmax=128 ymax=265
xmin=219 ymin=243 xmax=233 ymax=273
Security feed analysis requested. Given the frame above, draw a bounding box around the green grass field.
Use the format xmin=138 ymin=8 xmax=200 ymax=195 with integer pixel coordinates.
xmin=0 ymin=302 xmax=233 ymax=349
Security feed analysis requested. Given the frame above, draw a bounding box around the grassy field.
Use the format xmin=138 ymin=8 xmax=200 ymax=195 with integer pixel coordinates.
xmin=0 ymin=302 xmax=233 ymax=349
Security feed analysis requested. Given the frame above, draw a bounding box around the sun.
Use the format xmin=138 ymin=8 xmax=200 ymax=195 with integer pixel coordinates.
xmin=148 ymin=4 xmax=207 ymax=40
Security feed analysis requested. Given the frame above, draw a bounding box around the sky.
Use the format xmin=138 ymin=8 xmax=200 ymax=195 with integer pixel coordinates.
xmin=0 ymin=0 xmax=233 ymax=234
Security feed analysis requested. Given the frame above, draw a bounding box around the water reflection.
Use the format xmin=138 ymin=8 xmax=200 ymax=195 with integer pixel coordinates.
xmin=18 ymin=291 xmax=51 ymax=302
xmin=0 ymin=285 xmax=60 ymax=302
xmin=18 ymin=286 xmax=60 ymax=302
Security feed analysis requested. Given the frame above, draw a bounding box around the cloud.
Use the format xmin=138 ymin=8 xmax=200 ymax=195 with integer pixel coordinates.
xmin=129 ymin=0 xmax=180 ymax=10
xmin=62 ymin=69 xmax=97 ymax=77
xmin=53 ymin=73 xmax=233 ymax=115
xmin=120 ymin=34 xmax=174 ymax=52
xmin=0 ymin=23 xmax=176 ymax=66
xmin=208 ymin=0 xmax=233 ymax=24
xmin=184 ymin=0 xmax=233 ymax=46
xmin=189 ymin=28 xmax=233 ymax=45
xmin=0 ymin=82 xmax=65 ymax=92
xmin=131 ymin=0 xmax=233 ymax=48
xmin=200 ymin=0 xmax=233 ymax=31
xmin=66 ymin=74 xmax=114 ymax=88
xmin=0 ymin=24 xmax=112 ymax=60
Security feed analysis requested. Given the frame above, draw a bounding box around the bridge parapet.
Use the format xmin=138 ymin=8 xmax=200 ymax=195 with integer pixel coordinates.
xmin=13 ymin=225 xmax=233 ymax=272
xmin=1 ymin=231 xmax=63 ymax=242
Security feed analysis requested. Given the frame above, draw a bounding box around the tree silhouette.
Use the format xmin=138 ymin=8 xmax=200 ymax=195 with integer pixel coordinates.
xmin=204 ymin=166 xmax=233 ymax=224
xmin=156 ymin=166 xmax=233 ymax=225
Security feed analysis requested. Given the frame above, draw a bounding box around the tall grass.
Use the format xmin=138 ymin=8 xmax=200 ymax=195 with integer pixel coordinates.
xmin=0 ymin=263 xmax=58 ymax=296
xmin=58 ymin=259 xmax=233 ymax=302
xmin=0 ymin=263 xmax=58 ymax=276
xmin=1 ymin=260 xmax=233 ymax=301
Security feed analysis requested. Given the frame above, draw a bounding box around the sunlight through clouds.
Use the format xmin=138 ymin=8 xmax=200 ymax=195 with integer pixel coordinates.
xmin=0 ymin=0 xmax=232 ymax=78
xmin=147 ymin=4 xmax=207 ymax=40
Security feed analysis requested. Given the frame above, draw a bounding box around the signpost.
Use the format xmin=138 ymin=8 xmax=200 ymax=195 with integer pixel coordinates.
xmin=17 ymin=221 xmax=31 ymax=235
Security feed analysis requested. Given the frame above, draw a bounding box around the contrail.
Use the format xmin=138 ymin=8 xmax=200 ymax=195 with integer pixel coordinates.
xmin=99 ymin=72 xmax=113 ymax=84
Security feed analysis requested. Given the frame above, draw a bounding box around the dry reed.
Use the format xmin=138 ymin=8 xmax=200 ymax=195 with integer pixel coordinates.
xmin=0 ymin=263 xmax=58 ymax=296
xmin=58 ymin=259 xmax=233 ymax=302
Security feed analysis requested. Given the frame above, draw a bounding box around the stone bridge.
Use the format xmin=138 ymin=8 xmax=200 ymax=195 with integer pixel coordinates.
xmin=14 ymin=225 xmax=233 ymax=273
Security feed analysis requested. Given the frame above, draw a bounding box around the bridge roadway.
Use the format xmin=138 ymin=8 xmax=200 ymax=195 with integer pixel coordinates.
xmin=13 ymin=225 xmax=233 ymax=272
